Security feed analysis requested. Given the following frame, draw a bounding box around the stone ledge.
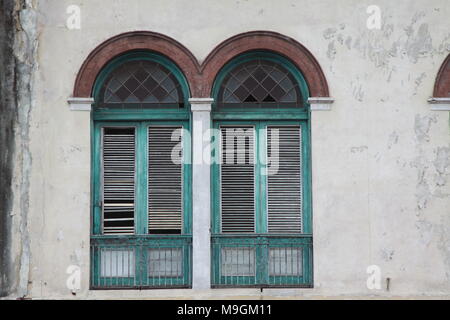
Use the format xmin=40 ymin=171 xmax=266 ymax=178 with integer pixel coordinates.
xmin=428 ymin=97 xmax=450 ymax=111
xmin=308 ymin=97 xmax=334 ymax=111
xmin=67 ymin=97 xmax=94 ymax=111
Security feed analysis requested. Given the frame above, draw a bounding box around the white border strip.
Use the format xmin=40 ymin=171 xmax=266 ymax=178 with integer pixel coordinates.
xmin=67 ymin=97 xmax=94 ymax=111
xmin=308 ymin=97 xmax=334 ymax=111
xmin=428 ymin=97 xmax=450 ymax=111
xmin=189 ymin=97 xmax=214 ymax=112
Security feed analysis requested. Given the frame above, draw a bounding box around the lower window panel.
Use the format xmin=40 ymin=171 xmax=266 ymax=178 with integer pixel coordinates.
xmin=211 ymin=235 xmax=312 ymax=288
xmin=91 ymin=235 xmax=192 ymax=289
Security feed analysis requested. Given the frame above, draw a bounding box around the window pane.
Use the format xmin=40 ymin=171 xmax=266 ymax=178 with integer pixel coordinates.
xmin=102 ymin=127 xmax=135 ymax=235
xmin=221 ymin=247 xmax=255 ymax=276
xmin=148 ymin=248 xmax=183 ymax=277
xmin=100 ymin=249 xmax=135 ymax=277
xmin=269 ymin=247 xmax=303 ymax=276
xmin=220 ymin=126 xmax=255 ymax=233
xmin=267 ymin=126 xmax=302 ymax=233
xmin=99 ymin=60 xmax=182 ymax=107
xmin=218 ymin=59 xmax=302 ymax=107
xmin=148 ymin=126 xmax=183 ymax=234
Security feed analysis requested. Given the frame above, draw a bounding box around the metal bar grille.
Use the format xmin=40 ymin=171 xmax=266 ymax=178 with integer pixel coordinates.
xmin=90 ymin=235 xmax=192 ymax=289
xmin=211 ymin=235 xmax=312 ymax=287
xmin=267 ymin=126 xmax=302 ymax=233
xmin=220 ymin=126 xmax=255 ymax=233
xmin=148 ymin=126 xmax=183 ymax=233
xmin=102 ymin=127 xmax=136 ymax=235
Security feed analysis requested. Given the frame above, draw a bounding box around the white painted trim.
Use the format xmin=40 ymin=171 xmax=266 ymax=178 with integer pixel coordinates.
xmin=428 ymin=97 xmax=450 ymax=111
xmin=191 ymin=106 xmax=212 ymax=289
xmin=308 ymin=97 xmax=334 ymax=111
xmin=67 ymin=97 xmax=94 ymax=111
xmin=189 ymin=98 xmax=214 ymax=112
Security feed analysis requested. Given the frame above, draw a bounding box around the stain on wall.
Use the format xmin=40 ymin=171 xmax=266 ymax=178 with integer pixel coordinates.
xmin=0 ymin=0 xmax=37 ymax=298
xmin=0 ymin=0 xmax=16 ymax=297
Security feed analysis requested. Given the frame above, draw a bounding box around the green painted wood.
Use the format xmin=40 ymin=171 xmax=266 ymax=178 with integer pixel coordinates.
xmin=210 ymin=52 xmax=313 ymax=287
xmin=210 ymin=234 xmax=312 ymax=287
xmin=91 ymin=52 xmax=194 ymax=288
xmin=212 ymin=111 xmax=309 ymax=121
xmin=212 ymin=120 xmax=311 ymax=236
xmin=90 ymin=235 xmax=192 ymax=288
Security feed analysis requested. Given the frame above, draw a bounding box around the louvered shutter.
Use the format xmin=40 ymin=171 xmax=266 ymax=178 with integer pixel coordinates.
xmin=148 ymin=126 xmax=183 ymax=233
xmin=220 ymin=126 xmax=255 ymax=233
xmin=102 ymin=127 xmax=136 ymax=235
xmin=267 ymin=126 xmax=302 ymax=233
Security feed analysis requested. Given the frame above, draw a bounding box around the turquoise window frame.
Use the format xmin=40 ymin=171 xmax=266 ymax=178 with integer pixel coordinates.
xmin=90 ymin=52 xmax=193 ymax=289
xmin=211 ymin=120 xmax=311 ymax=235
xmin=210 ymin=51 xmax=313 ymax=287
xmin=92 ymin=120 xmax=192 ymax=236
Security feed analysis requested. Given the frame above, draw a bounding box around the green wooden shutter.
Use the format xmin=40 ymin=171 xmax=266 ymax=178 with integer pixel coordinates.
xmin=220 ymin=126 xmax=255 ymax=233
xmin=102 ymin=127 xmax=136 ymax=235
xmin=267 ymin=126 xmax=302 ymax=233
xmin=148 ymin=126 xmax=183 ymax=234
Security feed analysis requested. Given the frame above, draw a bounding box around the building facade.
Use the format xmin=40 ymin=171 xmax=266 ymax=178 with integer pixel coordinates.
xmin=0 ymin=0 xmax=450 ymax=299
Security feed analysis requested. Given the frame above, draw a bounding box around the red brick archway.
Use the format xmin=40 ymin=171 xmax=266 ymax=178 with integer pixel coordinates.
xmin=433 ymin=54 xmax=450 ymax=97
xmin=200 ymin=31 xmax=329 ymax=98
xmin=73 ymin=31 xmax=200 ymax=98
xmin=73 ymin=31 xmax=330 ymax=99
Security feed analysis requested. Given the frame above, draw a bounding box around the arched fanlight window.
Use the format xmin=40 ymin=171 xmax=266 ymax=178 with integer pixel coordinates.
xmin=96 ymin=58 xmax=184 ymax=109
xmin=217 ymin=58 xmax=303 ymax=108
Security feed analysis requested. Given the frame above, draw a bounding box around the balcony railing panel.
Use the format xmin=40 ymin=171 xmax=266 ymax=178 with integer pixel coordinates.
xmin=211 ymin=234 xmax=312 ymax=288
xmin=91 ymin=235 xmax=192 ymax=289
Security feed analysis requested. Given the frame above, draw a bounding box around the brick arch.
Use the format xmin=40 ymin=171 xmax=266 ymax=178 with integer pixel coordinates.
xmin=73 ymin=31 xmax=330 ymax=99
xmin=200 ymin=31 xmax=330 ymax=98
xmin=433 ymin=54 xmax=450 ymax=97
xmin=73 ymin=31 xmax=200 ymax=97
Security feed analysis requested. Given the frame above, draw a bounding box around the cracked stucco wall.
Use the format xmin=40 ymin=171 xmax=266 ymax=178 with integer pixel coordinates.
xmin=0 ymin=0 xmax=38 ymax=298
xmin=2 ymin=0 xmax=450 ymax=299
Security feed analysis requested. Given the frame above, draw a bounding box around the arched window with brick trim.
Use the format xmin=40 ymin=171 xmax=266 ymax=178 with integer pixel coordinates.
xmin=210 ymin=51 xmax=313 ymax=288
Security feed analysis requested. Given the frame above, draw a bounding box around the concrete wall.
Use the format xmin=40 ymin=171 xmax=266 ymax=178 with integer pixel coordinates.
xmin=2 ymin=0 xmax=450 ymax=299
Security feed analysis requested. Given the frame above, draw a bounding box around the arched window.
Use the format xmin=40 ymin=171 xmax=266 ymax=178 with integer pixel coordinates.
xmin=90 ymin=51 xmax=192 ymax=289
xmin=211 ymin=51 xmax=312 ymax=288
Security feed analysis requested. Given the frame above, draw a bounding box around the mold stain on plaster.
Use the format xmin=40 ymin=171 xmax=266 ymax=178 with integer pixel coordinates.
xmin=433 ymin=147 xmax=450 ymax=187
xmin=387 ymin=131 xmax=399 ymax=150
xmin=380 ymin=249 xmax=394 ymax=262
xmin=350 ymin=145 xmax=368 ymax=153
xmin=413 ymin=72 xmax=426 ymax=95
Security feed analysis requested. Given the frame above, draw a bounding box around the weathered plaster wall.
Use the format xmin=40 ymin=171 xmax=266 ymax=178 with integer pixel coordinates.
xmin=1 ymin=0 xmax=38 ymax=298
xmin=5 ymin=0 xmax=450 ymax=299
xmin=0 ymin=0 xmax=16 ymax=297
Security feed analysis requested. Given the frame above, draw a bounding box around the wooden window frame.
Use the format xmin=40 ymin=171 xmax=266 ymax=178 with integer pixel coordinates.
xmin=210 ymin=52 xmax=313 ymax=288
xmin=90 ymin=52 xmax=193 ymax=289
